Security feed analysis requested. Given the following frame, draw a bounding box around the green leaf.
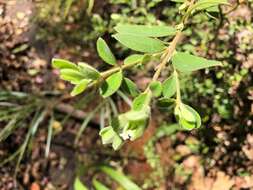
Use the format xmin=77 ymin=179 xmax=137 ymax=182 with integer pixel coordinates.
xmin=97 ymin=37 xmax=117 ymax=65
xmin=113 ymin=34 xmax=165 ymax=53
xmin=174 ymin=104 xmax=201 ymax=130
xmin=189 ymin=0 xmax=229 ymax=13
xmin=120 ymin=119 xmax=147 ymax=141
xmin=180 ymin=104 xmax=196 ymax=123
xmin=121 ymin=78 xmax=139 ymax=97
xmin=124 ymin=54 xmax=144 ymax=65
xmin=74 ymin=178 xmax=88 ymax=190
xmin=132 ymin=92 xmax=151 ymax=111
xmin=60 ymin=69 xmax=85 ymax=84
xmin=114 ymin=24 xmax=176 ymax=37
xmin=71 ymin=79 xmax=89 ymax=96
xmin=183 ymin=104 xmax=201 ymax=128
xmin=112 ymin=134 xmax=123 ymax=150
xmin=93 ymin=179 xmax=110 ymax=190
xmin=124 ymin=108 xmax=150 ymax=121
xmin=99 ymin=126 xmax=123 ymax=150
xmin=179 ymin=118 xmax=196 ymax=130
xmin=52 ymin=58 xmax=78 ymax=70
xmin=100 ymin=70 xmax=123 ymax=98
xmin=78 ymin=62 xmax=101 ymax=80
xmin=172 ymin=52 xmax=222 ymax=72
xmin=162 ymin=74 xmax=177 ymax=98
xmin=149 ymin=81 xmax=162 ymax=97
xmin=99 ymin=166 xmax=141 ymax=190
xmin=99 ymin=126 xmax=115 ymax=145
xmin=157 ymin=97 xmax=175 ymax=110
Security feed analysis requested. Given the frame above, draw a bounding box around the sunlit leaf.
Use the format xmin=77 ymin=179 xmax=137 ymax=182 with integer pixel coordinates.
xmin=180 ymin=104 xmax=196 ymax=123
xmin=99 ymin=126 xmax=115 ymax=145
xmin=52 ymin=58 xmax=78 ymax=70
xmin=189 ymin=0 xmax=229 ymax=13
xmin=99 ymin=126 xmax=123 ymax=150
xmin=71 ymin=79 xmax=89 ymax=96
xmin=78 ymin=62 xmax=101 ymax=80
xmin=174 ymin=103 xmax=201 ymax=130
xmin=113 ymin=34 xmax=165 ymax=53
xmin=93 ymin=179 xmax=110 ymax=190
xmin=60 ymin=69 xmax=85 ymax=84
xmin=124 ymin=54 xmax=144 ymax=65
xmin=97 ymin=37 xmax=117 ymax=65
xmin=74 ymin=178 xmax=88 ymax=190
xmin=114 ymin=24 xmax=176 ymax=37
xmin=172 ymin=52 xmax=222 ymax=72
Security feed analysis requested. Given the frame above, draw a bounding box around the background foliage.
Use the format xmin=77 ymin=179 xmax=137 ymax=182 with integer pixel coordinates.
xmin=0 ymin=0 xmax=253 ymax=189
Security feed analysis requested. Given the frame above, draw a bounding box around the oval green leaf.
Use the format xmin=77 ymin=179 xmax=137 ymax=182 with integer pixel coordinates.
xmin=172 ymin=52 xmax=222 ymax=72
xmin=180 ymin=104 xmax=196 ymax=123
xmin=132 ymin=92 xmax=151 ymax=111
xmin=97 ymin=37 xmax=117 ymax=65
xmin=113 ymin=34 xmax=166 ymax=53
xmin=183 ymin=104 xmax=201 ymax=128
xmin=78 ymin=62 xmax=100 ymax=80
xmin=149 ymin=81 xmax=162 ymax=97
xmin=121 ymin=78 xmax=139 ymax=97
xmin=52 ymin=58 xmax=78 ymax=70
xmin=174 ymin=103 xmax=201 ymax=130
xmin=162 ymin=74 xmax=177 ymax=98
xmin=114 ymin=24 xmax=176 ymax=37
xmin=60 ymin=69 xmax=85 ymax=84
xmin=124 ymin=54 xmax=144 ymax=65
xmin=100 ymin=70 xmax=123 ymax=98
xmin=70 ymin=79 xmax=89 ymax=96
xmin=188 ymin=0 xmax=229 ymax=13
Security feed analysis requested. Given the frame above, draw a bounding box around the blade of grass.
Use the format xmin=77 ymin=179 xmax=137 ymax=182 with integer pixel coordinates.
xmin=99 ymin=165 xmax=141 ymax=190
xmin=108 ymin=98 xmax=118 ymax=116
xmin=87 ymin=0 xmax=94 ymax=15
xmin=117 ymin=90 xmax=132 ymax=106
xmin=0 ymin=104 xmax=37 ymax=141
xmin=15 ymin=108 xmax=46 ymax=176
xmin=93 ymin=178 xmax=110 ymax=190
xmin=100 ymin=107 xmax=105 ymax=130
xmin=0 ymin=115 xmax=18 ymax=142
xmin=75 ymin=102 xmax=105 ymax=144
xmin=45 ymin=115 xmax=54 ymax=158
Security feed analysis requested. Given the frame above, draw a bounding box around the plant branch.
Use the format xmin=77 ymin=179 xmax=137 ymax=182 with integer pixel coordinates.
xmin=152 ymin=31 xmax=182 ymax=82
